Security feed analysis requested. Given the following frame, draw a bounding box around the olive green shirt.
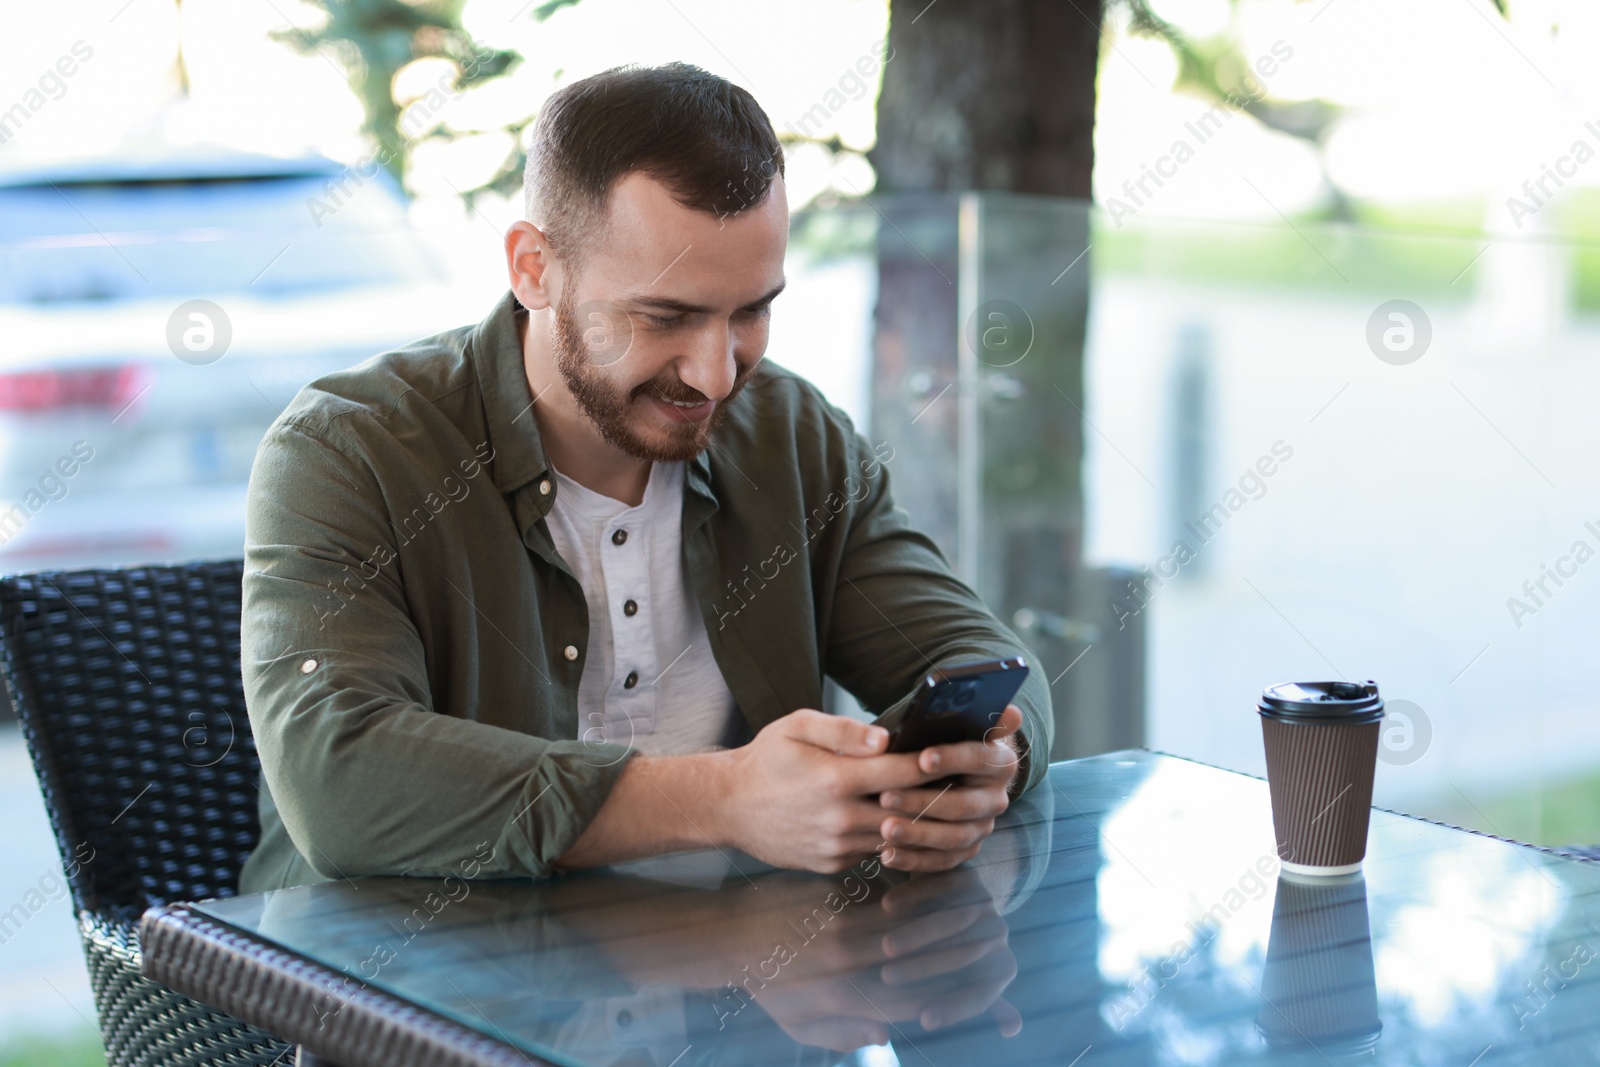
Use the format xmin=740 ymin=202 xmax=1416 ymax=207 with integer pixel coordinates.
xmin=238 ymin=288 xmax=1054 ymax=893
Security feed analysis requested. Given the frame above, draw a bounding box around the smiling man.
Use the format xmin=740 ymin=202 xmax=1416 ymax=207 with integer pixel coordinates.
xmin=238 ymin=62 xmax=1053 ymax=893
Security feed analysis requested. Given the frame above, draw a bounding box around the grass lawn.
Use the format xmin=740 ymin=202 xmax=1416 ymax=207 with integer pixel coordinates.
xmin=1410 ymin=770 xmax=1600 ymax=850
xmin=0 ymin=1026 xmax=105 ymax=1067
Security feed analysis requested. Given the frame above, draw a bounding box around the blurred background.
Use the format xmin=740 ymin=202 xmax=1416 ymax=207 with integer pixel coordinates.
xmin=4 ymin=0 xmax=1600 ymax=1061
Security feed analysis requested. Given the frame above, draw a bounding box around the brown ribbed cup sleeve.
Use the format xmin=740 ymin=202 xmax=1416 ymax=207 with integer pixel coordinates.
xmin=1260 ymin=718 xmax=1380 ymax=869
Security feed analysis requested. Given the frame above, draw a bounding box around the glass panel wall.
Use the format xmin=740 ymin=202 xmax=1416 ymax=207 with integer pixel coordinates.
xmin=785 ymin=191 xmax=1600 ymax=849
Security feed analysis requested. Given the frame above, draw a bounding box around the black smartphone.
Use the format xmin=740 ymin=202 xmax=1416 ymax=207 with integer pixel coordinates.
xmin=886 ymin=656 xmax=1029 ymax=753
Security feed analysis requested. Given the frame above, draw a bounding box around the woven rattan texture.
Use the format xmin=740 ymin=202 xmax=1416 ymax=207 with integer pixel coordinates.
xmin=0 ymin=561 xmax=263 ymax=914
xmin=84 ymin=909 xmax=292 ymax=1066
xmin=0 ymin=560 xmax=292 ymax=1066
xmin=141 ymin=905 xmax=546 ymax=1067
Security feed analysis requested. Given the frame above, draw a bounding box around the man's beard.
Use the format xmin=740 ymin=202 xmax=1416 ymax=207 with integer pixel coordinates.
xmin=552 ymin=286 xmax=753 ymax=463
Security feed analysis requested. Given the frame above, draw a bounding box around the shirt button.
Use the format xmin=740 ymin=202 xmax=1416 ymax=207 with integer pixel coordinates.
xmin=300 ymin=658 xmax=318 ymax=674
xmin=611 ymin=529 xmax=627 ymax=546
xmin=563 ymin=644 xmax=579 ymax=661
xmin=623 ymin=599 xmax=638 ymax=617
xmin=617 ymin=1009 xmax=633 ymax=1028
xmin=623 ymin=670 xmax=639 ymax=689
xmin=539 ymin=479 xmax=552 ymax=496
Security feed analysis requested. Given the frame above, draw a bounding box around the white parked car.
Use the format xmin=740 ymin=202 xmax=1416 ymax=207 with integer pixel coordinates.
xmin=0 ymin=145 xmax=488 ymax=573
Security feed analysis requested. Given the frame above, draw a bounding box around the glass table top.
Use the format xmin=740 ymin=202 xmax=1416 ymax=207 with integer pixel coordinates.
xmin=197 ymin=751 xmax=1600 ymax=1066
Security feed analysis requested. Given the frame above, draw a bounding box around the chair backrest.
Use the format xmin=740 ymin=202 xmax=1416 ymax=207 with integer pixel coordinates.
xmin=0 ymin=560 xmax=261 ymax=919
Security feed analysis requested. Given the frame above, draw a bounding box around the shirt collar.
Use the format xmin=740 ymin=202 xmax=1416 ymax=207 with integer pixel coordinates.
xmin=467 ymin=288 xmax=717 ymax=516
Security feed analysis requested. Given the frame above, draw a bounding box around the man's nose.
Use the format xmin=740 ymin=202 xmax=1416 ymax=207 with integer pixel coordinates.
xmin=677 ymin=318 xmax=737 ymax=401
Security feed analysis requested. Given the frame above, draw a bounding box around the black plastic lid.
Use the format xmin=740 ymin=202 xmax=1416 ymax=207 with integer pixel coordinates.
xmin=1258 ymin=680 xmax=1384 ymax=724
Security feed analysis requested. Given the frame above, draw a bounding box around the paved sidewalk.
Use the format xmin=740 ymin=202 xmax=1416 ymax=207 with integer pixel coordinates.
xmin=0 ymin=727 xmax=98 ymax=1044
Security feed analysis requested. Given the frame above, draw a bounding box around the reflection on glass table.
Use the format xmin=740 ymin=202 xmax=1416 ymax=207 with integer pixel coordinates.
xmin=150 ymin=751 xmax=1600 ymax=1066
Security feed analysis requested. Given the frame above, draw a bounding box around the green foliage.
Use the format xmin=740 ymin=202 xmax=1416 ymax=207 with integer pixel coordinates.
xmin=1417 ymin=767 xmax=1600 ymax=848
xmin=788 ymin=204 xmax=880 ymax=264
xmin=1107 ymin=0 xmax=1513 ymax=224
xmin=1094 ymin=214 xmax=1489 ymax=299
xmin=1563 ymin=187 xmax=1600 ymax=311
xmin=270 ymin=0 xmax=524 ymax=192
xmin=1348 ymin=196 xmax=1494 ymax=236
xmin=1111 ymin=0 xmax=1350 ymax=216
xmin=1095 ymin=196 xmax=1600 ymax=311
xmin=532 ymin=0 xmax=585 ymax=18
xmin=0 ymin=1025 xmax=105 ymax=1067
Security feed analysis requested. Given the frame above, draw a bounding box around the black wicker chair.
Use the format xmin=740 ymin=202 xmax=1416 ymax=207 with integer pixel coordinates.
xmin=0 ymin=560 xmax=294 ymax=1067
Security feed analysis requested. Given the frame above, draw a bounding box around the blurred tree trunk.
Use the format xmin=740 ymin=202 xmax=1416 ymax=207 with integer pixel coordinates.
xmin=872 ymin=0 xmax=1098 ymax=197
xmin=868 ymin=0 xmax=1141 ymax=760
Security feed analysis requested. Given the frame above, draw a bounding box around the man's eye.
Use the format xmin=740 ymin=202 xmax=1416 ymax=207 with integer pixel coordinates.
xmin=644 ymin=313 xmax=683 ymax=328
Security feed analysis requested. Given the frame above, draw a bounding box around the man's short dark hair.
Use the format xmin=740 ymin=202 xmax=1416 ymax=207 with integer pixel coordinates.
xmin=523 ymin=62 xmax=785 ymax=271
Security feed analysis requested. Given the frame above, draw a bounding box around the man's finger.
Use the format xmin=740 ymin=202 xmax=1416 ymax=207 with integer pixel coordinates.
xmin=881 ymin=900 xmax=991 ymax=960
xmin=882 ymin=810 xmax=992 ymax=853
xmin=878 ymin=782 xmax=1009 ymax=822
xmin=984 ymin=705 xmax=1024 ymax=740
xmin=828 ymin=752 xmax=949 ymax=800
xmin=881 ymin=842 xmax=982 ymax=872
xmin=992 ymin=996 xmax=1024 ymax=1038
xmin=881 ymin=868 xmax=991 ymax=915
xmin=917 ymin=734 xmax=1020 ymax=780
xmin=881 ymin=928 xmax=1004 ymax=987
xmin=782 ymin=707 xmax=889 ymax=755
xmin=918 ymin=952 xmax=1020 ymax=1031
xmin=917 ymin=705 xmax=1022 ymax=777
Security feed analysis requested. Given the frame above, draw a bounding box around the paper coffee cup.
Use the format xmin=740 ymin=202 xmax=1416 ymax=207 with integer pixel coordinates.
xmin=1255 ymin=872 xmax=1382 ymax=1058
xmin=1258 ymin=681 xmax=1384 ymax=877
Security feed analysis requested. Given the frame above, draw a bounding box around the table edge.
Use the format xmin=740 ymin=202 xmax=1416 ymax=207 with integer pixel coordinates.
xmin=1127 ymin=747 xmax=1600 ymax=866
xmin=138 ymin=902 xmax=561 ymax=1067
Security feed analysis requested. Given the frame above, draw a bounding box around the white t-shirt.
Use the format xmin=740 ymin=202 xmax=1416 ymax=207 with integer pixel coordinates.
xmin=543 ymin=459 xmax=741 ymax=756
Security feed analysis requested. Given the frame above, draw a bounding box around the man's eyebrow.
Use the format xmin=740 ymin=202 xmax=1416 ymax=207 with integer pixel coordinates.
xmin=626 ymin=279 xmax=787 ymax=315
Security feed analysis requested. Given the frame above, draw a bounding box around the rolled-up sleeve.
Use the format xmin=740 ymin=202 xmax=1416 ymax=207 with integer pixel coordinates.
xmin=820 ymin=423 xmax=1055 ymax=800
xmin=243 ymin=421 xmax=635 ymax=882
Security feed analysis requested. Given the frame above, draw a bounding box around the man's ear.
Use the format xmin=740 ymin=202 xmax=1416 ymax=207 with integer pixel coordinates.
xmin=505 ymin=220 xmax=559 ymax=311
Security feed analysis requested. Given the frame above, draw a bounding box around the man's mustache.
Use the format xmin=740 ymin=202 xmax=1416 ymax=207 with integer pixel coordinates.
xmin=634 ymin=367 xmax=756 ymax=406
xmin=638 ymin=382 xmax=709 ymax=404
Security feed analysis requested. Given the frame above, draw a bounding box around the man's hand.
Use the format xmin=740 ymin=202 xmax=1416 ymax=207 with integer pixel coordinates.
xmin=718 ymin=705 xmax=1022 ymax=876
xmin=558 ymin=704 xmax=1021 ymax=874
xmin=718 ymin=709 xmax=945 ymax=874
xmin=870 ymin=704 xmax=1023 ymax=873
xmin=750 ymin=867 xmax=1021 ymax=1051
xmin=556 ymin=865 xmax=1021 ymax=1055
